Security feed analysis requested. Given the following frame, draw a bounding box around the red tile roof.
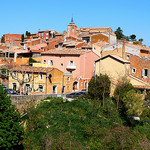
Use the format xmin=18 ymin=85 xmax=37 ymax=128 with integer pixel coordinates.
xmin=30 ymin=43 xmax=47 ymax=50
xmin=42 ymin=48 xmax=89 ymax=55
xmin=10 ymin=66 xmax=54 ymax=73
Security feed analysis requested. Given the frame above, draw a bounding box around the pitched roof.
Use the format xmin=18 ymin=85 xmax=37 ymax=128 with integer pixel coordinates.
xmin=95 ymin=55 xmax=130 ymax=63
xmin=93 ymin=41 xmax=109 ymax=47
xmin=9 ymin=66 xmax=54 ymax=73
xmin=30 ymin=43 xmax=47 ymax=50
xmin=42 ymin=48 xmax=89 ymax=55
xmin=0 ymin=64 xmax=12 ymax=70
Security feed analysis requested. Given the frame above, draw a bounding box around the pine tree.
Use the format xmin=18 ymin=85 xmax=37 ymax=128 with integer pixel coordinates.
xmin=21 ymin=34 xmax=24 ymax=42
xmin=0 ymin=85 xmax=24 ymax=149
xmin=114 ymin=27 xmax=124 ymax=39
xmin=1 ymin=36 xmax=5 ymax=43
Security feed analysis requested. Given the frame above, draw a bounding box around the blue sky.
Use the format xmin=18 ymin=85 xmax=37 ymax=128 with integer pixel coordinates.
xmin=1 ymin=0 xmax=150 ymax=46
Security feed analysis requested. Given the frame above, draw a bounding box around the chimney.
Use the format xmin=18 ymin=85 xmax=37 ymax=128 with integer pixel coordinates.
xmin=122 ymin=42 xmax=126 ymax=59
xmin=38 ymin=29 xmax=40 ymax=32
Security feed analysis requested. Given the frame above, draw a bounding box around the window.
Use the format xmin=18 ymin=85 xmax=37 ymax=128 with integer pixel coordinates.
xmin=70 ymin=61 xmax=74 ymax=65
xmin=132 ymin=68 xmax=136 ymax=73
xmin=126 ymin=54 xmax=130 ymax=60
xmin=13 ymin=71 xmax=17 ymax=77
xmin=27 ymin=73 xmax=30 ymax=80
xmin=43 ymin=59 xmax=46 ymax=64
xmin=38 ymin=85 xmax=43 ymax=92
xmin=70 ymin=71 xmax=72 ymax=74
xmin=39 ymin=73 xmax=43 ymax=80
xmin=81 ymin=82 xmax=83 ymax=87
xmin=67 ymin=77 xmax=70 ymax=81
xmin=69 ymin=60 xmax=74 ymax=66
xmin=126 ymin=64 xmax=129 ymax=69
xmin=46 ymin=33 xmax=48 ymax=35
xmin=12 ymin=83 xmax=17 ymax=90
xmin=61 ymin=63 xmax=63 ymax=66
xmin=94 ymin=47 xmax=96 ymax=51
xmin=42 ymin=33 xmax=43 ymax=36
xmin=51 ymin=60 xmax=53 ymax=66
xmin=53 ymin=85 xmax=57 ymax=94
xmin=142 ymin=69 xmax=149 ymax=77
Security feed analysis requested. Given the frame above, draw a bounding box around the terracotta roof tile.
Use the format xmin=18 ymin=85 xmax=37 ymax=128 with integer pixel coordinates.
xmin=10 ymin=66 xmax=53 ymax=73
xmin=42 ymin=48 xmax=89 ymax=55
xmin=30 ymin=43 xmax=47 ymax=50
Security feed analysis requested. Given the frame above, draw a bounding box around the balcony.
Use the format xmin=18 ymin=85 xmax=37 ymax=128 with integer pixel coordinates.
xmin=66 ymin=65 xmax=76 ymax=70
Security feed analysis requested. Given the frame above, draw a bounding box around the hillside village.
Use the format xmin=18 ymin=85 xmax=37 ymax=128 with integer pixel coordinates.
xmin=1 ymin=19 xmax=150 ymax=149
xmin=1 ymin=18 xmax=150 ymax=97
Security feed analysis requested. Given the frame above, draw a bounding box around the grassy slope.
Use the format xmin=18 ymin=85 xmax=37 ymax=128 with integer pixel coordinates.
xmin=23 ymin=97 xmax=150 ymax=150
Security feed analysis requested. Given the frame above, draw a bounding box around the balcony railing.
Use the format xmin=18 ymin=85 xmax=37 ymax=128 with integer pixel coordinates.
xmin=66 ymin=65 xmax=76 ymax=70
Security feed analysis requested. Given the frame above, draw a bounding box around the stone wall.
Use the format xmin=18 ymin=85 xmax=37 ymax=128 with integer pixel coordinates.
xmin=10 ymin=94 xmax=62 ymax=112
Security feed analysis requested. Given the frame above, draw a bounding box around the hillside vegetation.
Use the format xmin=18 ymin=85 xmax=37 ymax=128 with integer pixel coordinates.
xmin=23 ymin=96 xmax=150 ymax=150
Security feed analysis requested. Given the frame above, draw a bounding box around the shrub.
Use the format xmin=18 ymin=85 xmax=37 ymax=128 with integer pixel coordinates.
xmin=88 ymin=74 xmax=111 ymax=107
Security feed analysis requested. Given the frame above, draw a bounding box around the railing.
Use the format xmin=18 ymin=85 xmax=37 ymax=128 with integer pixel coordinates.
xmin=66 ymin=65 xmax=76 ymax=70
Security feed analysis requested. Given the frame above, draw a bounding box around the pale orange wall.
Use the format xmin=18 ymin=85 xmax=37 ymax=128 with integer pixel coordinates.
xmin=80 ymin=51 xmax=100 ymax=79
xmin=91 ymin=34 xmax=109 ymax=43
xmin=33 ymin=57 xmax=41 ymax=62
xmin=42 ymin=54 xmax=80 ymax=79
xmin=47 ymin=69 xmax=73 ymax=94
xmin=15 ymin=58 xmax=29 ymax=66
xmin=63 ymin=75 xmax=73 ymax=93
xmin=102 ymin=47 xmax=123 ymax=58
xmin=15 ymin=57 xmax=41 ymax=66
xmin=47 ymin=68 xmax=63 ymax=94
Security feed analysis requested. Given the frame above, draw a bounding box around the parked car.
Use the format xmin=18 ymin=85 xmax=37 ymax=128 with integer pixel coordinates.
xmin=81 ymin=89 xmax=88 ymax=92
xmin=66 ymin=92 xmax=82 ymax=98
xmin=79 ymin=91 xmax=87 ymax=95
xmin=6 ymin=89 xmax=19 ymax=95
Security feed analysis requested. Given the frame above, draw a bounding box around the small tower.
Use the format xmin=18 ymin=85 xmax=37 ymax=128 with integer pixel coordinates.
xmin=67 ymin=17 xmax=77 ymax=38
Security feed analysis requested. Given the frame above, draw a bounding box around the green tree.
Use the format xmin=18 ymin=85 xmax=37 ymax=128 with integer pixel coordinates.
xmin=114 ymin=27 xmax=124 ymax=39
xmin=21 ymin=34 xmax=24 ymax=42
xmin=139 ymin=38 xmax=143 ymax=42
xmin=0 ymin=68 xmax=8 ymax=79
xmin=1 ymin=36 xmax=5 ymax=43
xmin=130 ymin=34 xmax=136 ymax=41
xmin=25 ymin=31 xmax=31 ymax=37
xmin=0 ymin=85 xmax=24 ymax=149
xmin=122 ymin=89 xmax=144 ymax=117
xmin=28 ymin=57 xmax=37 ymax=65
xmin=88 ymin=74 xmax=111 ymax=107
xmin=114 ymin=76 xmax=134 ymax=110
xmin=123 ymin=35 xmax=130 ymax=41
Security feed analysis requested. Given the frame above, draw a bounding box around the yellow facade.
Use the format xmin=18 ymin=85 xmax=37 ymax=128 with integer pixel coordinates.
xmin=9 ymin=68 xmax=73 ymax=95
xmin=95 ymin=55 xmax=150 ymax=96
xmin=95 ymin=56 xmax=130 ymax=80
xmin=102 ymin=47 xmax=124 ymax=58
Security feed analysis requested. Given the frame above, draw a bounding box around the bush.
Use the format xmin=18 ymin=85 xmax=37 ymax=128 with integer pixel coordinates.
xmin=88 ymin=74 xmax=111 ymax=107
xmin=23 ymin=97 xmax=147 ymax=149
xmin=0 ymin=85 xmax=24 ymax=149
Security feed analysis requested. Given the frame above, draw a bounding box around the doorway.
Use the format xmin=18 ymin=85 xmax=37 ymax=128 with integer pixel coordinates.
xmin=52 ymin=85 xmax=57 ymax=94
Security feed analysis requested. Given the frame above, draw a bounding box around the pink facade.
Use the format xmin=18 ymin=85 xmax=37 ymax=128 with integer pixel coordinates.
xmin=41 ymin=51 xmax=100 ymax=91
